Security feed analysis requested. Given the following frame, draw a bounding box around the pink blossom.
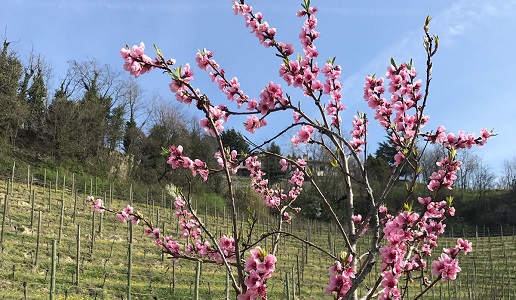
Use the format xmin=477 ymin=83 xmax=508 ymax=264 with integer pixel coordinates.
xmin=92 ymin=199 xmax=104 ymax=212
xmin=244 ymin=115 xmax=267 ymax=133
xmin=239 ymin=246 xmax=276 ymax=299
xmin=120 ymin=42 xmax=155 ymax=78
xmin=325 ymin=259 xmax=355 ymax=298
xmin=432 ymin=253 xmax=461 ymax=280
xmin=279 ymin=158 xmax=289 ymax=171
xmin=352 ymin=214 xmax=362 ymax=223
xmin=116 ymin=211 xmax=129 ymax=223
xmin=282 ymin=212 xmax=292 ymax=224
xmin=174 ymin=197 xmax=186 ymax=208
xmin=200 ymin=118 xmax=224 ymax=137
xmin=293 ymin=111 xmax=301 ymax=123
xmin=381 ymin=271 xmax=398 ymax=288
xmin=123 ymin=205 xmax=134 ymax=215
xmin=456 ymin=238 xmax=472 ymax=254
xmin=291 ymin=125 xmax=314 ymax=146
xmin=393 ymin=152 xmax=404 ymax=166
xmin=379 ymin=205 xmax=388 ymax=213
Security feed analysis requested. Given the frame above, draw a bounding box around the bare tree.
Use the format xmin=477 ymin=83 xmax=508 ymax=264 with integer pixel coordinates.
xmin=500 ymin=156 xmax=516 ymax=190
xmin=456 ymin=149 xmax=480 ymax=190
xmin=471 ymin=160 xmax=495 ymax=210
xmin=418 ymin=143 xmax=446 ymax=183
xmin=119 ymin=77 xmax=154 ymax=128
xmin=69 ymin=59 xmax=122 ymax=101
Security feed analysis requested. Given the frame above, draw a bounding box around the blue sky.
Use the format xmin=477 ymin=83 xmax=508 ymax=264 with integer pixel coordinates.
xmin=1 ymin=0 xmax=515 ymax=176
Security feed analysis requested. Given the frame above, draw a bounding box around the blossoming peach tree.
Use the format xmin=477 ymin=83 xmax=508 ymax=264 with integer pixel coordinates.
xmin=88 ymin=1 xmax=493 ymax=299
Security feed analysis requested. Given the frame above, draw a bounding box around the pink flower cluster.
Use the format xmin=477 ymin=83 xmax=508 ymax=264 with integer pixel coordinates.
xmin=232 ymin=2 xmax=276 ymax=49
xmin=242 ymin=81 xmax=290 ymax=134
xmin=194 ymin=48 xmax=265 ymax=138
xmin=196 ymin=49 xmax=249 ymax=108
xmin=87 ymin=196 xmax=105 ymax=212
xmin=166 ymin=145 xmax=209 ymax=181
xmin=278 ymin=57 xmax=323 ymax=98
xmin=200 ymin=105 xmax=228 ymax=137
xmin=244 ymin=115 xmax=267 ymax=134
xmin=432 ymin=254 xmax=460 ymax=281
xmin=427 ymin=156 xmax=462 ymax=191
xmin=425 ymin=126 xmax=492 ymax=149
xmin=238 ymin=247 xmax=277 ymax=300
xmin=291 ymin=125 xmax=314 ymax=146
xmin=170 ymin=198 xmax=235 ymax=262
xmin=257 ymin=81 xmax=289 ymax=114
xmin=321 ymin=65 xmax=345 ymax=128
xmin=376 ymin=192 xmax=463 ymax=299
xmin=297 ymin=5 xmax=319 ymax=59
xmin=363 ymin=63 xmax=429 ymax=164
xmin=120 ymin=42 xmax=156 ymax=78
xmin=378 ymin=210 xmax=421 ymax=300
xmin=116 ymin=205 xmax=140 ymax=225
xmin=143 ymin=197 xmax=236 ymax=263
xmin=232 ymin=2 xmax=293 ymax=56
xmin=245 ymin=156 xmax=305 ymax=209
xmin=421 ymin=126 xmax=492 ymax=191
xmin=349 ymin=115 xmax=367 ymax=152
xmin=432 ymin=238 xmax=472 ymax=280
xmin=325 ymin=257 xmax=355 ymax=298
xmin=169 ymin=63 xmax=197 ymax=105
xmin=196 ymin=48 xmax=292 ymax=135
xmin=423 ymin=126 xmax=492 ymax=192
xmin=214 ymin=148 xmax=241 ymax=174
xmin=279 ymin=60 xmax=309 ymax=88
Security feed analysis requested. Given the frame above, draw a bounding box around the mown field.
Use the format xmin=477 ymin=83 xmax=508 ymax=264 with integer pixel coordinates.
xmin=0 ymin=176 xmax=514 ymax=299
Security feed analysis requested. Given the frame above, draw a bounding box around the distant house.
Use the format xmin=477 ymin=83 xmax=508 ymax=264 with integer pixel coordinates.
xmin=307 ymin=159 xmax=331 ymax=177
xmin=303 ymin=155 xmax=334 ymax=177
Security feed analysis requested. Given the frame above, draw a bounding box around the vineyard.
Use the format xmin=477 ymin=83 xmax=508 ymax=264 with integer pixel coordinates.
xmin=0 ymin=165 xmax=514 ymax=299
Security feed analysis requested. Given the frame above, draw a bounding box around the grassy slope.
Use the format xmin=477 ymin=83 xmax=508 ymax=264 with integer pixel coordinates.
xmin=0 ymin=178 xmax=514 ymax=299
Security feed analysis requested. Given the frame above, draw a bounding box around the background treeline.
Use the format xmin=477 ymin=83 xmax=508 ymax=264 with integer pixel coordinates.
xmin=1 ymin=39 xmax=515 ymax=227
xmin=0 ymin=39 xmax=218 ymax=186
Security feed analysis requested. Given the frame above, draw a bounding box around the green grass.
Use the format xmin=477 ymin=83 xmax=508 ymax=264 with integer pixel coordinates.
xmin=0 ymin=179 xmax=514 ymax=299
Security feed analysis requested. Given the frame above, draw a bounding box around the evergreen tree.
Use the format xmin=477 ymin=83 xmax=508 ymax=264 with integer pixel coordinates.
xmin=26 ymin=64 xmax=47 ymax=136
xmin=262 ymin=142 xmax=283 ymax=183
xmin=0 ymin=40 xmax=27 ymax=143
xmin=220 ymin=128 xmax=250 ymax=154
xmin=375 ymin=139 xmax=412 ymax=178
xmin=365 ymin=154 xmax=390 ymax=184
xmin=44 ymin=88 xmax=78 ymax=159
xmin=105 ymin=105 xmax=125 ymax=151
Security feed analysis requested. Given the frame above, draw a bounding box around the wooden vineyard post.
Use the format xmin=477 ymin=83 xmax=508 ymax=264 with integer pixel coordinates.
xmin=11 ymin=161 xmax=15 ymax=196
xmin=34 ymin=211 xmax=42 ymax=270
xmin=225 ymin=268 xmax=230 ymax=300
xmin=1 ymin=194 xmax=9 ymax=252
xmin=58 ymin=199 xmax=65 ymax=244
xmin=194 ymin=261 xmax=201 ymax=300
xmin=27 ymin=165 xmax=30 ymax=189
xmin=73 ymin=190 xmax=78 ymax=224
xmin=127 ymin=243 xmax=132 ymax=300
xmin=90 ymin=211 xmax=95 ymax=259
xmin=30 ymin=190 xmax=35 ymax=231
xmin=76 ymin=224 xmax=80 ymax=286
xmin=285 ymin=272 xmax=291 ymax=300
xmin=50 ymin=240 xmax=57 ymax=300
xmin=48 ymin=182 xmax=52 ymax=213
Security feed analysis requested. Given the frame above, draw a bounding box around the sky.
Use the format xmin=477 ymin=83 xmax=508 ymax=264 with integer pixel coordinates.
xmin=1 ymin=0 xmax=515 ymax=177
